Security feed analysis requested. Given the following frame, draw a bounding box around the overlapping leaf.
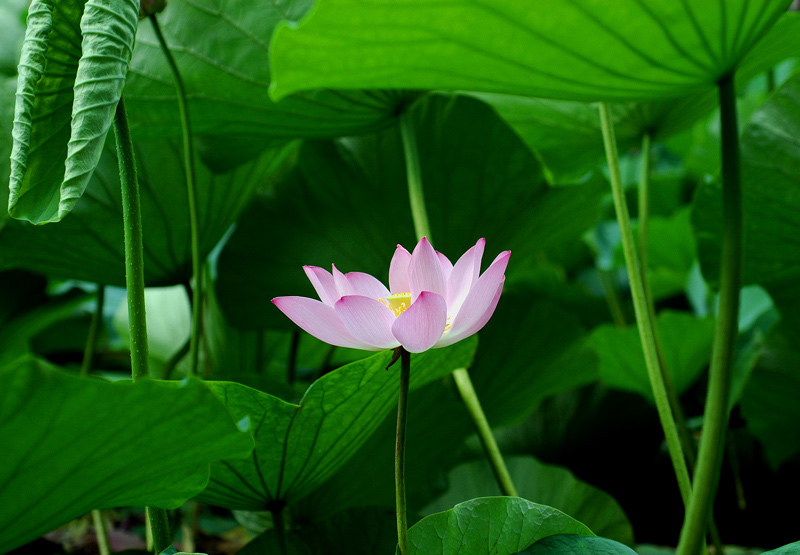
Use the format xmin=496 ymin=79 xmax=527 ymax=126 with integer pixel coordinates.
xmin=0 ymin=357 xmax=253 ymax=553
xmin=196 ymin=338 xmax=476 ymax=509
xmin=407 ymin=497 xmax=592 ymax=555
xmin=217 ymin=94 xmax=606 ymax=329
xmin=0 ymin=138 xmax=295 ymax=286
xmin=9 ymin=0 xmax=139 ymax=224
xmin=271 ymin=0 xmax=794 ymax=102
xmin=518 ymin=535 xmax=637 ymax=555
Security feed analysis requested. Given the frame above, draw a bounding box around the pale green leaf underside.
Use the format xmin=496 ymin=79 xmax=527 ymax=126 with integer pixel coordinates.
xmin=270 ymin=0 xmax=792 ymax=102
xmin=9 ymin=0 xmax=138 ymax=224
xmin=197 ymin=338 xmax=476 ymax=509
xmin=0 ymin=358 xmax=253 ymax=553
xmin=407 ymin=497 xmax=592 ymax=555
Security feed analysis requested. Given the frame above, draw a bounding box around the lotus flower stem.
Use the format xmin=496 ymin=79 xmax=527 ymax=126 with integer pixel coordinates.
xmin=399 ymin=110 xmax=518 ymax=497
xmin=676 ymin=72 xmax=742 ymax=555
xmin=115 ymin=97 xmax=173 ymax=554
xmin=150 ymin=14 xmax=203 ymax=378
xmin=80 ymin=285 xmax=105 ymax=377
xmin=91 ymin=510 xmax=111 ymax=555
xmin=396 ymin=348 xmax=411 ymax=555
xmin=598 ymin=102 xmax=694 ymax=509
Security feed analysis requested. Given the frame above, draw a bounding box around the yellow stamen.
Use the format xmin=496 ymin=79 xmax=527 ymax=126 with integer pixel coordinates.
xmin=380 ymin=293 xmax=411 ymax=317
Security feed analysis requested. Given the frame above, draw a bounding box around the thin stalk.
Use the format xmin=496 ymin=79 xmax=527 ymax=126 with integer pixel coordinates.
xmin=91 ymin=510 xmax=111 ymax=555
xmin=115 ymin=97 xmax=173 ymax=554
xmin=80 ymin=286 xmax=105 ymax=377
xmin=271 ymin=506 xmax=287 ymax=555
xmin=598 ymin=269 xmax=627 ymax=327
xmin=598 ymin=103 xmax=694 ymax=509
xmin=399 ymin=109 xmax=518 ymax=497
xmin=676 ymin=73 xmax=742 ymax=555
xmin=150 ymin=14 xmax=202 ymax=377
xmin=639 ymin=131 xmax=725 ymax=555
xmin=287 ymin=330 xmax=300 ymax=385
xmin=162 ymin=338 xmax=191 ymax=380
xmin=395 ymin=349 xmax=411 ymax=555
xmin=453 ymin=368 xmax=518 ymax=496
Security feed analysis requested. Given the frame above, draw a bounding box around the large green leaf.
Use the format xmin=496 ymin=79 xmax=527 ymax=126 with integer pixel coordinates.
xmin=270 ymin=0 xmax=793 ymax=102
xmin=9 ymin=0 xmax=139 ymax=224
xmin=0 ymin=357 xmax=253 ymax=553
xmin=123 ymin=0 xmax=413 ymax=150
xmin=217 ymin=94 xmax=606 ymax=328
xmin=518 ymin=535 xmax=637 ymax=555
xmin=693 ymin=71 xmax=800 ymax=333
xmin=589 ymin=311 xmax=715 ymax=402
xmin=426 ymin=456 xmax=633 ymax=546
xmin=762 ymin=542 xmax=800 ymax=555
xmin=0 ymin=76 xmax=17 ymax=224
xmin=196 ymin=338 xmax=476 ymax=509
xmin=407 ymin=497 xmax=592 ymax=555
xmin=0 ymin=138 xmax=294 ymax=285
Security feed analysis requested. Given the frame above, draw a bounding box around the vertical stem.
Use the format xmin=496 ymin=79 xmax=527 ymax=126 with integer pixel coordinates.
xmin=271 ymin=506 xmax=287 ymax=555
xmin=395 ymin=348 xmax=411 ymax=555
xmin=150 ymin=14 xmax=203 ymax=377
xmin=598 ymin=103 xmax=694 ymax=509
xmin=91 ymin=510 xmax=111 ymax=555
xmin=676 ymin=73 xmax=742 ymax=555
xmin=453 ymin=368 xmax=518 ymax=496
xmin=399 ymin=109 xmax=518 ymax=497
xmin=598 ymin=270 xmax=627 ymax=327
xmin=115 ymin=97 xmax=173 ymax=554
xmin=80 ymin=285 xmax=105 ymax=377
xmin=637 ymin=133 xmax=652 ymax=277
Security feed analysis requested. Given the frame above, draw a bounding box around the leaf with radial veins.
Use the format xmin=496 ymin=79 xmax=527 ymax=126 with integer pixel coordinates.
xmin=406 ymin=497 xmax=592 ymax=555
xmin=9 ymin=0 xmax=139 ymax=224
xmin=693 ymin=71 xmax=800 ymax=334
xmin=270 ymin=0 xmax=793 ymax=102
xmin=0 ymin=138 xmax=295 ymax=286
xmin=196 ymin=338 xmax=476 ymax=509
xmin=217 ymin=94 xmax=606 ymax=329
xmin=123 ymin=0 xmax=415 ymax=150
xmin=0 ymin=357 xmax=253 ymax=553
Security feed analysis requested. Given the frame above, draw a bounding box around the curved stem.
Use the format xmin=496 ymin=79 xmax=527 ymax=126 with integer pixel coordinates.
xmin=150 ymin=14 xmax=203 ymax=378
xmin=453 ymin=368 xmax=518 ymax=496
xmin=80 ymin=285 xmax=105 ymax=377
xmin=598 ymin=270 xmax=627 ymax=327
xmin=599 ymin=103 xmax=694 ymax=509
xmin=399 ymin=109 xmax=518 ymax=497
xmin=395 ymin=348 xmax=411 ymax=555
xmin=162 ymin=338 xmax=190 ymax=380
xmin=91 ymin=509 xmax=111 ymax=555
xmin=115 ymin=97 xmax=172 ymax=554
xmin=676 ymin=73 xmax=742 ymax=555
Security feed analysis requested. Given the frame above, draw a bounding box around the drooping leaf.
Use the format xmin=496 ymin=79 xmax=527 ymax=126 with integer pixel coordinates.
xmin=196 ymin=337 xmax=476 ymax=509
xmin=517 ymin=535 xmax=638 ymax=555
xmin=0 ymin=138 xmax=295 ymax=286
xmin=0 ymin=357 xmax=253 ymax=553
xmin=425 ymin=456 xmax=633 ymax=546
xmin=0 ymin=76 xmax=17 ymax=224
xmin=217 ymin=94 xmax=606 ymax=329
xmin=9 ymin=0 xmax=139 ymax=224
xmin=589 ymin=311 xmax=715 ymax=402
xmin=270 ymin=0 xmax=793 ymax=102
xmin=237 ymin=508 xmax=397 ymax=555
xmin=124 ymin=0 xmax=414 ymax=152
xmin=693 ymin=71 xmax=800 ymax=334
xmin=407 ymin=497 xmax=592 ymax=555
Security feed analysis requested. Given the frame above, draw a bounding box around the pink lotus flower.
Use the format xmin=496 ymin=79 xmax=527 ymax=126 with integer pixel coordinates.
xmin=272 ymin=238 xmax=510 ymax=353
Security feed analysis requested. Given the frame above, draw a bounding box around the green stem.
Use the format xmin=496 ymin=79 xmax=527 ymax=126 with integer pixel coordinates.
xmin=115 ymin=97 xmax=172 ymax=554
xmin=162 ymin=338 xmax=190 ymax=380
xmin=676 ymin=72 xmax=742 ymax=555
xmin=598 ymin=269 xmax=627 ymax=327
xmin=80 ymin=285 xmax=105 ymax=377
xmin=91 ymin=510 xmax=111 ymax=555
xmin=637 ymin=133 xmax=652 ymax=278
xmin=598 ymin=102 xmax=694 ymax=509
xmin=271 ymin=506 xmax=287 ymax=555
xmin=399 ymin=109 xmax=518 ymax=497
xmin=150 ymin=14 xmax=203 ymax=378
xmin=287 ymin=330 xmax=300 ymax=385
xmin=453 ymin=368 xmax=518 ymax=496
xmin=395 ymin=348 xmax=411 ymax=555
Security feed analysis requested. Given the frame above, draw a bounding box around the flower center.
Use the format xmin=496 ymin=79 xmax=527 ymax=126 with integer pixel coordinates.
xmin=380 ymin=292 xmax=411 ymax=317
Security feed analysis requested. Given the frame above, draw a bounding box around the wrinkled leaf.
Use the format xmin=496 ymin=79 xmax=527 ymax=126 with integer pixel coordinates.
xmin=9 ymin=0 xmax=139 ymax=224
xmin=426 ymin=456 xmax=633 ymax=546
xmin=218 ymin=94 xmax=605 ymax=328
xmin=590 ymin=311 xmax=715 ymax=402
xmin=0 ymin=138 xmax=295 ymax=285
xmin=0 ymin=357 xmax=253 ymax=552
xmin=271 ymin=0 xmax=792 ymax=101
xmin=197 ymin=338 xmax=476 ymax=509
xmin=407 ymin=497 xmax=592 ymax=555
